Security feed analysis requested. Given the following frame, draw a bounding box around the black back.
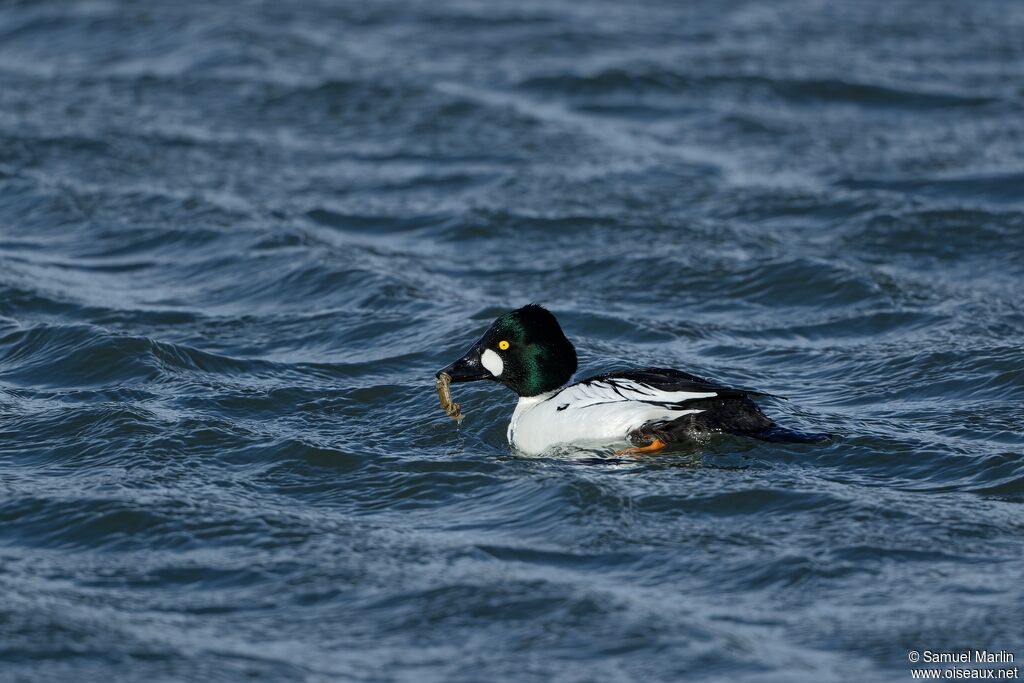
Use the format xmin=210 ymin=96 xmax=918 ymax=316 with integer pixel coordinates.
xmin=580 ymin=367 xmax=773 ymax=402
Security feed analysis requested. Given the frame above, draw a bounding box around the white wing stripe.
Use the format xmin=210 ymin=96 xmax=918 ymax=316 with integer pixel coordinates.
xmin=552 ymin=379 xmax=716 ymax=409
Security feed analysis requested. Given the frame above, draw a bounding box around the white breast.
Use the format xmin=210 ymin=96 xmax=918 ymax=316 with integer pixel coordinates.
xmin=506 ymin=379 xmax=714 ymax=455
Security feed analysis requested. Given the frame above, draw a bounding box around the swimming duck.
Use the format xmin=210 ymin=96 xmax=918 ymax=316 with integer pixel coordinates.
xmin=436 ymin=304 xmax=827 ymax=455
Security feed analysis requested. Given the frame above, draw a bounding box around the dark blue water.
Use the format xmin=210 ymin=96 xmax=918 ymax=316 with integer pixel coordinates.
xmin=2 ymin=1 xmax=1023 ymax=681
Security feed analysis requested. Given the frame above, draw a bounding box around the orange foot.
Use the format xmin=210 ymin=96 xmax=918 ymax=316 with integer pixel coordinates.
xmin=615 ymin=438 xmax=667 ymax=456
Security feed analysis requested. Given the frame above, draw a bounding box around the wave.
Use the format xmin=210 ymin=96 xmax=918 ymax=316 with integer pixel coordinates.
xmin=518 ymin=68 xmax=999 ymax=110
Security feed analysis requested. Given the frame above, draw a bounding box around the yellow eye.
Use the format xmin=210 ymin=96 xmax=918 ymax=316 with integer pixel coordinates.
xmin=498 ymin=340 xmax=510 ymax=351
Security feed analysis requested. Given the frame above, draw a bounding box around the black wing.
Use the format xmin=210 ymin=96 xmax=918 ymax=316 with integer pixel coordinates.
xmin=584 ymin=369 xmax=828 ymax=446
xmin=579 ymin=367 xmax=775 ymax=402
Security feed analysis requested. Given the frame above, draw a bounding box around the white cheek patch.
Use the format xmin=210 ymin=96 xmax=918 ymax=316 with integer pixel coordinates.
xmin=481 ymin=348 xmax=504 ymax=377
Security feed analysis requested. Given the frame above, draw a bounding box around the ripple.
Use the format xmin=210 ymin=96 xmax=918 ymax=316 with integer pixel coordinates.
xmin=839 ymin=171 xmax=1024 ymax=205
xmin=519 ymin=69 xmax=998 ymax=110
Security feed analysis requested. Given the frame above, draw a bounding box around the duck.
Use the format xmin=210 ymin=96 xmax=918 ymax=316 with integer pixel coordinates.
xmin=436 ymin=304 xmax=829 ymax=456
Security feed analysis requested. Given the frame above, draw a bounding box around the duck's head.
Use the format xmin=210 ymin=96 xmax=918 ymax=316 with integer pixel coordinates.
xmin=436 ymin=304 xmax=577 ymax=397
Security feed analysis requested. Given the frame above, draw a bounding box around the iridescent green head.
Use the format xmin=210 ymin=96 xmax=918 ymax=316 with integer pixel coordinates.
xmin=436 ymin=304 xmax=578 ymax=397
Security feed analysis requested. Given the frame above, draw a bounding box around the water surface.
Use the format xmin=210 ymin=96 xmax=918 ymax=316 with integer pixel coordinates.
xmin=1 ymin=1 xmax=1023 ymax=681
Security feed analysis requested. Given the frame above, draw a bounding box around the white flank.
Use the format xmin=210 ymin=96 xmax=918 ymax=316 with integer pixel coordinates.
xmin=506 ymin=379 xmax=713 ymax=455
xmin=481 ymin=348 xmax=504 ymax=377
